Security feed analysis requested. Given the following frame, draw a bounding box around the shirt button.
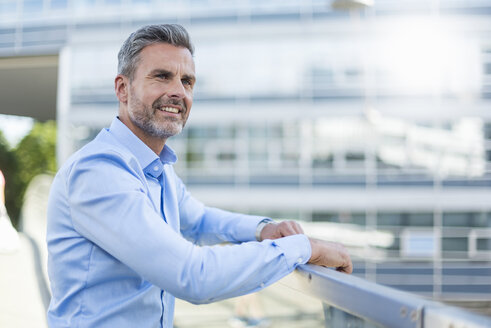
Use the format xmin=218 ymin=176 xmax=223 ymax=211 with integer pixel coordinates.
xmin=296 ymin=258 xmax=303 ymax=264
xmin=260 ymin=283 xmax=265 ymax=288
xmin=153 ymin=165 xmax=159 ymax=171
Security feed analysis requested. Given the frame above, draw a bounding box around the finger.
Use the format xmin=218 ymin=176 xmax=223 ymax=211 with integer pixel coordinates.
xmin=337 ymin=263 xmax=353 ymax=274
xmin=291 ymin=222 xmax=304 ymax=234
xmin=286 ymin=221 xmax=304 ymax=234
xmin=279 ymin=222 xmax=300 ymax=237
xmin=336 ymin=259 xmax=353 ymax=274
xmin=345 ymin=260 xmax=353 ymax=274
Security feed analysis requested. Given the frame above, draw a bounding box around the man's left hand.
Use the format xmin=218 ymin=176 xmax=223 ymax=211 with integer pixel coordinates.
xmin=259 ymin=220 xmax=304 ymax=241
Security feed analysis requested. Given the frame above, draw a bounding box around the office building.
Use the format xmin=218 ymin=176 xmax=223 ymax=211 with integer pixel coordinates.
xmin=1 ymin=0 xmax=490 ymax=313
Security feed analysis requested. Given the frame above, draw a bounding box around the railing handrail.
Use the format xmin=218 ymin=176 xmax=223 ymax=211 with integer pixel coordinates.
xmin=281 ymin=264 xmax=491 ymax=328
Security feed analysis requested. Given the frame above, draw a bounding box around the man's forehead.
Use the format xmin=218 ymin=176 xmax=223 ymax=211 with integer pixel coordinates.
xmin=136 ymin=43 xmax=194 ymax=72
xmin=141 ymin=43 xmax=193 ymax=61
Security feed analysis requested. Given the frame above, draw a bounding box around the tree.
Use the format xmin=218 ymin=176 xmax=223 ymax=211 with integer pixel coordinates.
xmin=0 ymin=121 xmax=57 ymax=228
xmin=0 ymin=130 xmax=22 ymax=227
xmin=14 ymin=121 xmax=57 ymax=189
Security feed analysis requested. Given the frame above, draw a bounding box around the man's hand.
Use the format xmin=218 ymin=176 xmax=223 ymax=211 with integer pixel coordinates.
xmin=308 ymin=238 xmax=353 ymax=274
xmin=259 ymin=221 xmax=353 ymax=274
xmin=259 ymin=220 xmax=304 ymax=241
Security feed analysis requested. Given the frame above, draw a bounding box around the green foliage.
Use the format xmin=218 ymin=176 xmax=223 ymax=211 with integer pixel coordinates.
xmin=14 ymin=121 xmax=57 ymax=188
xmin=0 ymin=121 xmax=56 ymax=228
xmin=0 ymin=130 xmax=22 ymax=227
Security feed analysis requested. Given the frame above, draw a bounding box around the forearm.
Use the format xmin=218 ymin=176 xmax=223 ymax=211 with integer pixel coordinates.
xmin=181 ymin=205 xmax=265 ymax=245
xmin=173 ymin=234 xmax=311 ymax=304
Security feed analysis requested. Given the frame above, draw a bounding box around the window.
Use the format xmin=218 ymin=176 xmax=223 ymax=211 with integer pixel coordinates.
xmin=407 ymin=213 xmax=433 ymax=227
xmin=350 ymin=213 xmax=366 ymax=226
xmin=477 ymin=239 xmax=491 ymax=251
xmin=485 ymin=63 xmax=491 ymax=75
xmin=442 ymin=237 xmax=468 ymax=252
xmin=377 ymin=213 xmax=401 ymax=227
xmin=401 ymin=230 xmax=436 ymax=258
xmin=345 ymin=152 xmax=365 ymax=168
xmin=50 ymin=0 xmax=68 ymax=9
xmin=0 ymin=1 xmax=16 ymax=16
xmin=311 ymin=211 xmax=365 ymax=225
xmin=484 ymin=123 xmax=491 ymax=140
xmin=312 ymin=212 xmax=338 ymax=223
xmin=443 ymin=212 xmax=482 ymax=227
xmin=378 ymin=213 xmax=433 ymax=227
xmin=23 ymin=0 xmax=43 ymax=13
xmin=443 ymin=213 xmax=467 ymax=227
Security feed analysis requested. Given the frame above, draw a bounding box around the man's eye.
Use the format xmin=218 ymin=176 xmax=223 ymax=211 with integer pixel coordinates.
xmin=182 ymin=79 xmax=192 ymax=86
xmin=156 ymin=74 xmax=168 ymax=79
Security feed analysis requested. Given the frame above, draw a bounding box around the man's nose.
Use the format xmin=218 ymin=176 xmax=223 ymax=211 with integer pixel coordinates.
xmin=167 ymin=77 xmax=186 ymax=98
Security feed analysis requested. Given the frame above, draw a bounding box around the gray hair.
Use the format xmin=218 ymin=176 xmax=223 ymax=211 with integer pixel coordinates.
xmin=117 ymin=24 xmax=194 ymax=80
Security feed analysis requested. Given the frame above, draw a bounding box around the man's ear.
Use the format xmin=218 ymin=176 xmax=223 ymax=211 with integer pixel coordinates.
xmin=115 ymin=74 xmax=129 ymax=103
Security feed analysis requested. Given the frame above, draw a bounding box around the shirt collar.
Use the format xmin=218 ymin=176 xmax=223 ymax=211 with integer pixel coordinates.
xmin=108 ymin=117 xmax=177 ymax=177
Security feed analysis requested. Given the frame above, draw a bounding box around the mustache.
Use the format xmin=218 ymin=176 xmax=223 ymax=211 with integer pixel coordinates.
xmin=152 ymin=98 xmax=186 ymax=112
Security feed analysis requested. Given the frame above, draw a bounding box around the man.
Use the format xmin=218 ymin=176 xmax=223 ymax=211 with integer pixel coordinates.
xmin=47 ymin=24 xmax=352 ymax=328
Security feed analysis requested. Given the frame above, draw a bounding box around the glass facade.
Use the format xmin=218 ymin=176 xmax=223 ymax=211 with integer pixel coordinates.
xmin=48 ymin=4 xmax=491 ymax=290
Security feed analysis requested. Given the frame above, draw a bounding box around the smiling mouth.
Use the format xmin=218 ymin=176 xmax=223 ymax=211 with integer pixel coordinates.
xmin=159 ymin=106 xmax=180 ymax=114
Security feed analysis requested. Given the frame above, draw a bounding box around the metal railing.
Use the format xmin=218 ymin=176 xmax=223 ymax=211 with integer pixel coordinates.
xmin=281 ymin=264 xmax=491 ymax=328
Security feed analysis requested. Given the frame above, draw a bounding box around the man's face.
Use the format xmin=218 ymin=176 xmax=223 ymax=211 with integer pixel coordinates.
xmin=126 ymin=42 xmax=195 ymax=140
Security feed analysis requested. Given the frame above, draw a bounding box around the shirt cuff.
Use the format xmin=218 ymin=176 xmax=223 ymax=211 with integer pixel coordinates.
xmin=255 ymin=218 xmax=275 ymax=241
xmin=233 ymin=215 xmax=269 ymax=242
xmin=271 ymin=234 xmax=311 ymax=268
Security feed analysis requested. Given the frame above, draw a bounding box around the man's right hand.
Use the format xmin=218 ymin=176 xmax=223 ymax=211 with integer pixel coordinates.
xmin=308 ymin=238 xmax=353 ymax=274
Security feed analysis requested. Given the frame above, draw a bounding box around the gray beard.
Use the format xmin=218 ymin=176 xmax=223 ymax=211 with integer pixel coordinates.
xmin=128 ymin=107 xmax=183 ymax=139
xmin=127 ymin=92 xmax=186 ymax=139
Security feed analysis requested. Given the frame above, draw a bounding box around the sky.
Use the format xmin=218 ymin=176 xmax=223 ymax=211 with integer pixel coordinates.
xmin=0 ymin=114 xmax=34 ymax=148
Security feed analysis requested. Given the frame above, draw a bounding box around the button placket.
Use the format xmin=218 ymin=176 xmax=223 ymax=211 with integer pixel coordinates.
xmin=159 ymin=173 xmax=167 ymax=223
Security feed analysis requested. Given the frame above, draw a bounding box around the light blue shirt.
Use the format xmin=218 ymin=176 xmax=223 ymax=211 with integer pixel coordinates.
xmin=47 ymin=117 xmax=311 ymax=328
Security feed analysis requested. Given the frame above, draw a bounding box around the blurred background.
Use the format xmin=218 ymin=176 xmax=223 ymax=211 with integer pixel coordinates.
xmin=0 ymin=0 xmax=490 ymax=327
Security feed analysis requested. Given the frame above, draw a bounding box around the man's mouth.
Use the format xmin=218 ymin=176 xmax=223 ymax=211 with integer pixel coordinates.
xmin=159 ymin=106 xmax=180 ymax=114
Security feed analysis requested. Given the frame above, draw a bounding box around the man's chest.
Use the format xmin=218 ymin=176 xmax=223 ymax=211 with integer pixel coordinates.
xmin=145 ymin=171 xmax=180 ymax=232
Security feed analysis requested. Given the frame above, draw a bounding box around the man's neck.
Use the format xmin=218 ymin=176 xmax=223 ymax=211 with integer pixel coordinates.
xmin=117 ymin=115 xmax=166 ymax=155
xmin=135 ymin=131 xmax=166 ymax=155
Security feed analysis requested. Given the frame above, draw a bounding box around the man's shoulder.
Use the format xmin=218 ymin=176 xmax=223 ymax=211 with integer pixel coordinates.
xmin=60 ymin=129 xmax=136 ymax=175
